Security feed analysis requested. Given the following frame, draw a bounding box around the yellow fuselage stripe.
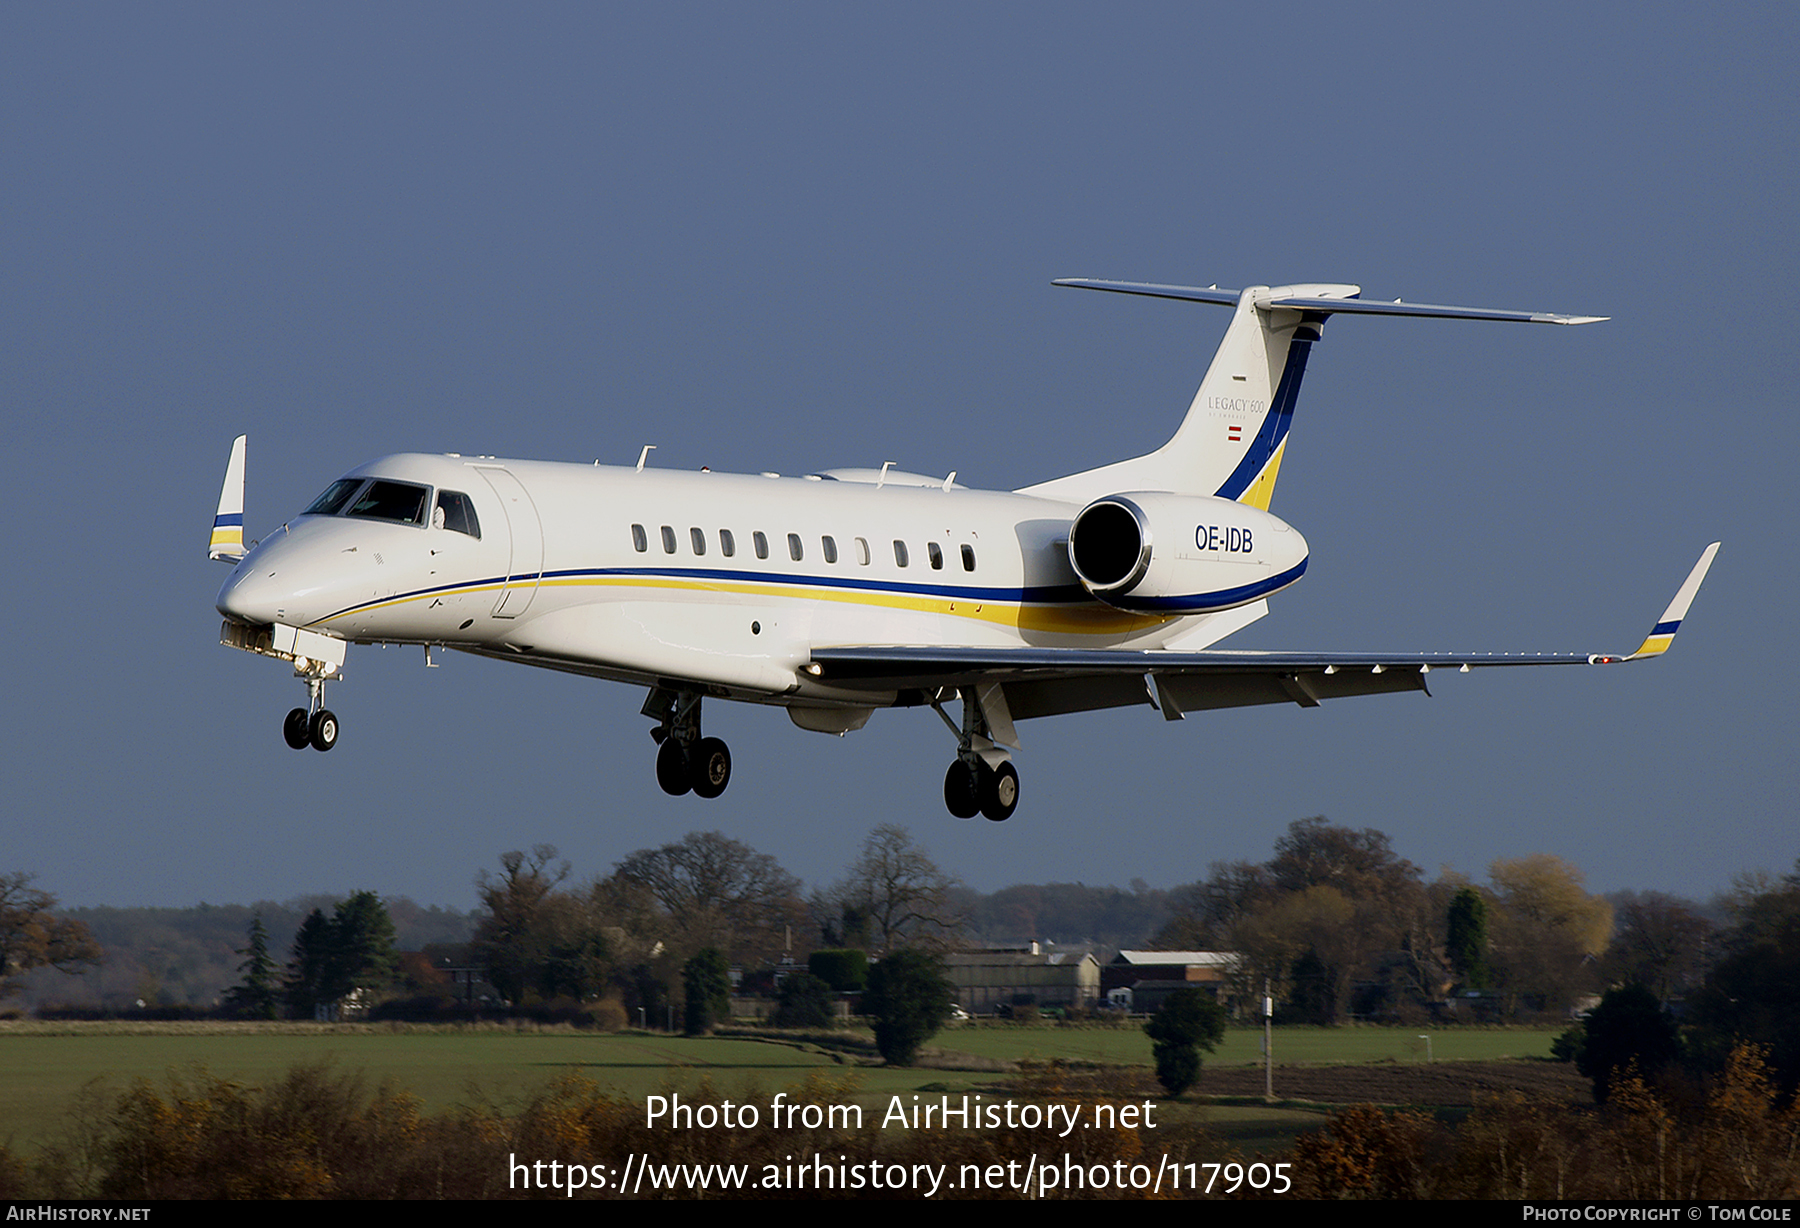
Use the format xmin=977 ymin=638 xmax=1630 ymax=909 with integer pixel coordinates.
xmin=321 ymin=572 xmax=1168 ymax=637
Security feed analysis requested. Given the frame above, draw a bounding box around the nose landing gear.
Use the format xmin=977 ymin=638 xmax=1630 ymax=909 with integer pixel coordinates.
xmin=645 ymin=687 xmax=732 ymax=798
xmin=281 ymin=666 xmax=339 ymax=752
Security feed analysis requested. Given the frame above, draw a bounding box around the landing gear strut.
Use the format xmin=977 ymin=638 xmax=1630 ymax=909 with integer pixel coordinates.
xmin=281 ymin=669 xmax=338 ymax=753
xmin=644 ymin=687 xmax=732 ymax=799
xmin=936 ymin=686 xmax=1019 ymax=821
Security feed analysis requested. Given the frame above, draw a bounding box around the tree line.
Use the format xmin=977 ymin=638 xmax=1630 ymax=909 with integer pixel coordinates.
xmin=1150 ymin=817 xmax=1700 ymax=1025
xmin=8 ymin=818 xmax=1796 ymax=1093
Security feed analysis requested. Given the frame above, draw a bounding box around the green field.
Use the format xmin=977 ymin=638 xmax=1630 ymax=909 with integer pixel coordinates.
xmin=935 ymin=1021 xmax=1560 ymax=1067
xmin=0 ymin=1021 xmax=1562 ymax=1154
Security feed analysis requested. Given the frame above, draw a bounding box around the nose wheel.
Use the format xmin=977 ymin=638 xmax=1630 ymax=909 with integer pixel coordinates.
xmin=280 ymin=672 xmax=339 ymax=752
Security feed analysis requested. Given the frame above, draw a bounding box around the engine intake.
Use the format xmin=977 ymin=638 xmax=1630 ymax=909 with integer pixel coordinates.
xmin=1066 ymin=491 xmax=1309 ymax=614
xmin=1069 ymin=498 xmax=1152 ymax=592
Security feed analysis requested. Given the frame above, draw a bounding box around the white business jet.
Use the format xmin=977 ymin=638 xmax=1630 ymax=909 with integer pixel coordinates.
xmin=209 ymin=279 xmax=1719 ymax=821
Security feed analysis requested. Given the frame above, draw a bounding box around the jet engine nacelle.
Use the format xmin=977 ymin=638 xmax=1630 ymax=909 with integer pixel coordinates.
xmin=1067 ymin=492 xmax=1309 ymax=614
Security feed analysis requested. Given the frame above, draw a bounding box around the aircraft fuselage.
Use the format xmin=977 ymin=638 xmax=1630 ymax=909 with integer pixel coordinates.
xmin=217 ymin=451 xmax=1309 ymax=709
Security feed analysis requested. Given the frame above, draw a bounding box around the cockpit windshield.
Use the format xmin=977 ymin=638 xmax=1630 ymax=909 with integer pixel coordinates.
xmin=301 ymin=477 xmax=432 ymax=526
xmin=304 ymin=478 xmax=364 ymax=517
xmin=347 ymin=480 xmax=430 ymax=525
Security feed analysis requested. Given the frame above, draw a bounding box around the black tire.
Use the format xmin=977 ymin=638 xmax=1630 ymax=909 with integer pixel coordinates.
xmin=980 ymin=760 xmax=1019 ymax=822
xmin=944 ymin=761 xmax=981 ymax=819
xmin=283 ymin=708 xmax=312 ymax=750
xmin=656 ymin=738 xmax=692 ymax=796
xmin=690 ymin=737 xmax=732 ymax=799
xmin=309 ymin=709 xmax=339 ymax=752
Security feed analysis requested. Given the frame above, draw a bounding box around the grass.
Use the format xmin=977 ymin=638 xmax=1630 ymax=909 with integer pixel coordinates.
xmin=0 ymin=1019 xmax=1563 ymax=1154
xmin=930 ymin=1021 xmax=1562 ymax=1068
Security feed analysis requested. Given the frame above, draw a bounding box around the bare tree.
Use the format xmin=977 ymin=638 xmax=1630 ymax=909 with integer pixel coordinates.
xmin=827 ymin=824 xmax=963 ymax=953
xmin=0 ymin=872 xmax=102 ymax=998
xmin=474 ymin=845 xmax=571 ymax=1002
xmin=612 ymin=831 xmax=805 ymax=960
xmin=1604 ymin=890 xmax=1713 ymax=1000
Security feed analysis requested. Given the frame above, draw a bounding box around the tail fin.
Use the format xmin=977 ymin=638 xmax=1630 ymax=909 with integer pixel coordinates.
xmin=1020 ymin=280 xmax=1605 ymax=508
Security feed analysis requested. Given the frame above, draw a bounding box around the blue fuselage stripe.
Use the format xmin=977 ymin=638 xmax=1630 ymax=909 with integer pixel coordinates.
xmin=318 ymin=565 xmax=1094 ymax=623
xmin=1114 ymin=556 xmax=1308 ymax=611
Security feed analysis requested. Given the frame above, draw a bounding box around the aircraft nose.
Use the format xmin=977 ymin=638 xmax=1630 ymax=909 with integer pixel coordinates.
xmin=216 ymin=566 xmax=289 ymax=625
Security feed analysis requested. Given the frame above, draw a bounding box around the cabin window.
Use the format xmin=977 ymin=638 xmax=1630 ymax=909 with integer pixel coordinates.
xmin=660 ymin=525 xmax=676 ymax=554
xmin=435 ymin=491 xmax=481 ymax=538
xmin=855 ymin=537 xmax=871 ymax=565
xmin=893 ymin=540 xmax=909 ymax=567
xmin=690 ymin=527 xmax=706 ymax=556
xmin=822 ymin=535 xmax=838 ymax=564
xmin=928 ymin=542 xmax=944 ymax=570
xmin=305 ymin=478 xmax=364 ymax=517
xmin=787 ymin=533 xmax=804 ymax=561
xmin=719 ymin=529 xmax=735 ymax=557
xmin=631 ymin=524 xmax=648 ymax=552
xmin=961 ymin=544 xmax=975 ymax=571
xmin=346 ymin=480 xmax=430 ymax=527
xmin=754 ymin=531 xmax=769 ymax=559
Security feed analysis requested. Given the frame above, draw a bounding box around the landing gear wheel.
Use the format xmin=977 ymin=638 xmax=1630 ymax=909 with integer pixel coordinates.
xmin=944 ymin=761 xmax=981 ymax=819
xmin=656 ymin=738 xmax=693 ymax=796
xmin=980 ymin=760 xmax=1019 ymax=822
xmin=308 ymin=709 xmax=339 ymax=752
xmin=690 ymin=737 xmax=732 ymax=799
xmin=283 ymin=708 xmax=312 ymax=750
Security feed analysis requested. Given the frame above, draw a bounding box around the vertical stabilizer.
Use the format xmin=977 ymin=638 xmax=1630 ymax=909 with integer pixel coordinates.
xmin=1020 ymin=283 xmax=1360 ymax=506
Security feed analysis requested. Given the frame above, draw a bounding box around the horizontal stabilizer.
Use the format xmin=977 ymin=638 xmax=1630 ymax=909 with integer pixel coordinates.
xmin=1053 ymin=279 xmax=1607 ymax=324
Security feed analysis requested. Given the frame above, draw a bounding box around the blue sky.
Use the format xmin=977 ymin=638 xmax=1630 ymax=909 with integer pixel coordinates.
xmin=3 ymin=3 xmax=1792 ymax=911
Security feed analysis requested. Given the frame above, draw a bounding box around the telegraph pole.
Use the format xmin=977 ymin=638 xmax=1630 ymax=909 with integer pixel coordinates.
xmin=1263 ymin=977 xmax=1274 ymax=1101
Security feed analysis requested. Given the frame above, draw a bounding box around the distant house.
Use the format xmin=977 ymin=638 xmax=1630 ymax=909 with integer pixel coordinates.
xmin=1106 ymin=950 xmax=1240 ymax=1014
xmin=944 ymin=946 xmax=1100 ymax=1013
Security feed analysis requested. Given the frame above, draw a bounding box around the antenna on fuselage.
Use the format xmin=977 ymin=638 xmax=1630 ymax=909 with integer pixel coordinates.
xmin=877 ymin=460 xmax=895 ymax=488
xmin=636 ymin=445 xmax=656 ymax=472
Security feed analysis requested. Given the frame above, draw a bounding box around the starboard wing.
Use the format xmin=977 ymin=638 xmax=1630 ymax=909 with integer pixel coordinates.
xmin=807 ymin=545 xmax=1720 ymax=721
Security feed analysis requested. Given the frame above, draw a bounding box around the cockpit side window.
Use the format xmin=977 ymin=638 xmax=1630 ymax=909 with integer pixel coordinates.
xmin=346 ymin=480 xmax=430 ymax=526
xmin=305 ymin=478 xmax=365 ymax=517
xmin=435 ymin=490 xmax=481 ymax=538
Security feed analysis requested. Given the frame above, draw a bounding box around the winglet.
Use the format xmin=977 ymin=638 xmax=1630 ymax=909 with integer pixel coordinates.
xmin=209 ymin=434 xmax=247 ymax=563
xmin=1600 ymin=542 xmax=1720 ymax=662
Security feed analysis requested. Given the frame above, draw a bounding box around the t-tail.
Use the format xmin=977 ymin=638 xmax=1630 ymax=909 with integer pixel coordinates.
xmin=1021 ymin=280 xmax=1606 ymax=508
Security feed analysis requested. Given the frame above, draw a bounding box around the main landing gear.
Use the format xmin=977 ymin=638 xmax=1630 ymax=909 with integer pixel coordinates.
xmin=936 ymin=685 xmax=1019 ymax=822
xmin=644 ymin=687 xmax=732 ymax=799
xmin=944 ymin=757 xmax=1018 ymax=822
xmin=281 ymin=671 xmax=338 ymax=752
